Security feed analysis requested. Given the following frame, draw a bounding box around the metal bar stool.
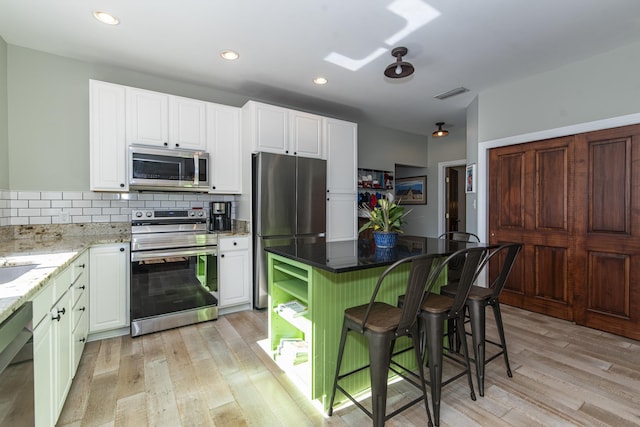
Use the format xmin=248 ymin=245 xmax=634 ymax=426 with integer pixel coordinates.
xmin=397 ymin=246 xmax=489 ymax=426
xmin=440 ymin=243 xmax=522 ymax=396
xmin=327 ymin=253 xmax=443 ymax=427
xmin=437 ymin=231 xmax=480 ymax=243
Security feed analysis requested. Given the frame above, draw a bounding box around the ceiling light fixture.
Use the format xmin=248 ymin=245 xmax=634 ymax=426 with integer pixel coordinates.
xmin=384 ymin=47 xmax=414 ymax=79
xmin=313 ymin=77 xmax=328 ymax=85
xmin=220 ymin=50 xmax=239 ymax=60
xmin=432 ymin=122 xmax=449 ymax=137
xmin=93 ymin=11 xmax=119 ymax=25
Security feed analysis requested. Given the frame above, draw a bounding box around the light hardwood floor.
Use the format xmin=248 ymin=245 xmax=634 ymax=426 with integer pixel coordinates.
xmin=58 ymin=305 xmax=640 ymax=427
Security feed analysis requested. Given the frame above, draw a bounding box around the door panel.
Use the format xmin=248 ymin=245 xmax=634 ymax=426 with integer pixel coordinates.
xmin=491 ymin=137 xmax=574 ymax=320
xmin=491 ymin=123 xmax=640 ymax=340
xmin=574 ymin=125 xmax=640 ymax=339
xmin=536 ymin=148 xmax=568 ymax=231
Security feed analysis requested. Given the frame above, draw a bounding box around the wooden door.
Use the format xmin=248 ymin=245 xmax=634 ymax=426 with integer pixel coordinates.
xmin=447 ymin=168 xmax=460 ymax=232
xmin=489 ymin=136 xmax=575 ymax=321
xmin=489 ymin=124 xmax=640 ymax=340
xmin=573 ymin=125 xmax=640 ymax=339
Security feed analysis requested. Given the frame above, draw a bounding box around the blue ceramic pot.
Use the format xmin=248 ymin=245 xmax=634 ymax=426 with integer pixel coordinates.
xmin=375 ymin=246 xmax=398 ymax=262
xmin=373 ymin=231 xmax=398 ymax=248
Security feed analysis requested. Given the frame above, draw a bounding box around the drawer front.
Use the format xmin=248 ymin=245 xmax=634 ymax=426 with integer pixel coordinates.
xmin=53 ymin=266 xmax=72 ymax=304
xmin=72 ymin=286 xmax=89 ymax=329
xmin=71 ymin=251 xmax=89 ymax=285
xmin=72 ymin=309 xmax=89 ymax=373
xmin=70 ymin=267 xmax=88 ymax=307
xmin=219 ymin=236 xmax=249 ymax=251
xmin=32 ymin=282 xmax=55 ymax=327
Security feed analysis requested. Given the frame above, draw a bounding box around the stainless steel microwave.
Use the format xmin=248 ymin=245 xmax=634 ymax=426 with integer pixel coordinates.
xmin=129 ymin=145 xmax=210 ymax=192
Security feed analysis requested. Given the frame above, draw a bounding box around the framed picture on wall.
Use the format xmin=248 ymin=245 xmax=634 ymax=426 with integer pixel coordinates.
xmin=465 ymin=164 xmax=476 ymax=193
xmin=395 ymin=176 xmax=427 ymax=204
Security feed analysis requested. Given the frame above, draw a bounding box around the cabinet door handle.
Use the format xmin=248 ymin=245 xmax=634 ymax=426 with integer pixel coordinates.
xmin=221 ymin=254 xmax=225 ymax=258
xmin=58 ymin=307 xmax=66 ymax=316
xmin=52 ymin=314 xmax=61 ymax=322
xmin=233 ymin=242 xmax=237 ymax=246
xmin=120 ymin=183 xmax=125 ymax=188
xmin=80 ymin=338 xmax=86 ymax=343
xmin=212 ymin=186 xmax=216 ymax=189
xmin=120 ymin=247 xmax=125 ymax=252
xmin=164 ymin=142 xmax=168 ymax=147
xmin=80 ymin=307 xmax=86 ymax=312
xmin=78 ymin=285 xmax=86 ymax=290
xmin=175 ymin=143 xmax=180 ymax=148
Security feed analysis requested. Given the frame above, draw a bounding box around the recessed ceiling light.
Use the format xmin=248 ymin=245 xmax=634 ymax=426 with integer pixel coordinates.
xmin=313 ymin=77 xmax=328 ymax=85
xmin=93 ymin=11 xmax=119 ymax=25
xmin=220 ymin=50 xmax=239 ymax=61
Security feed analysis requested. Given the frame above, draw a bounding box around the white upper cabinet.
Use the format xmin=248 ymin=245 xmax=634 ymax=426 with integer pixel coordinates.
xmin=126 ymin=87 xmax=207 ymax=150
xmin=170 ymin=96 xmax=207 ymax=150
xmin=243 ymin=100 xmax=325 ymax=158
xmin=290 ymin=110 xmax=324 ymax=158
xmin=126 ymin=87 xmax=169 ymax=147
xmin=325 ymin=117 xmax=358 ymax=193
xmin=206 ymin=103 xmax=242 ymax=193
xmin=90 ymin=80 xmax=128 ymax=191
xmin=244 ymin=101 xmax=289 ymax=154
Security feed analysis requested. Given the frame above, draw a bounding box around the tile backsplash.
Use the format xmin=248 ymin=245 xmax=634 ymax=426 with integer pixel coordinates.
xmin=0 ymin=190 xmax=235 ymax=227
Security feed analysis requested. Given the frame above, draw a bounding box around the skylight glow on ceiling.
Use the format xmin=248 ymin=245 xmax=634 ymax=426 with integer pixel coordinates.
xmin=324 ymin=0 xmax=440 ymax=71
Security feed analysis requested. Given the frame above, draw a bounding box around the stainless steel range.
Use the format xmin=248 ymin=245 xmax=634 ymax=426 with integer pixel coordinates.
xmin=130 ymin=208 xmax=218 ymax=337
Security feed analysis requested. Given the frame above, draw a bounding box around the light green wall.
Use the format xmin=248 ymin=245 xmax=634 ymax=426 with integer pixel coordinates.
xmin=477 ymin=40 xmax=640 ymax=143
xmin=357 ymin=123 xmax=428 ymax=170
xmin=466 ymin=40 xmax=640 ymax=236
xmin=0 ymin=37 xmax=7 ymax=189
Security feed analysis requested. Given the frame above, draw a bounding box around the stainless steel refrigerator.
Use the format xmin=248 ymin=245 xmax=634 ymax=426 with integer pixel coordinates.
xmin=253 ymin=152 xmax=326 ymax=309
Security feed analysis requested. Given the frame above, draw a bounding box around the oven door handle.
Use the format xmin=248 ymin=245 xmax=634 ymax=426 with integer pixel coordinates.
xmin=131 ymin=247 xmax=217 ymax=262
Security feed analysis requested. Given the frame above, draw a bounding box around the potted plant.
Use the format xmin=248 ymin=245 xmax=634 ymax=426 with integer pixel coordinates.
xmin=358 ymin=193 xmax=410 ymax=248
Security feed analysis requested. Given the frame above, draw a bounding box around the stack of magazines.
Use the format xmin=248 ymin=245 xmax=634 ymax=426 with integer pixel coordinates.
xmin=277 ymin=338 xmax=308 ymax=365
xmin=276 ymin=300 xmax=308 ymax=318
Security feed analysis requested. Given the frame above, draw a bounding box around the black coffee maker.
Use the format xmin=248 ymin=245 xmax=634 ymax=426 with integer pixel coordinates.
xmin=210 ymin=201 xmax=232 ymax=232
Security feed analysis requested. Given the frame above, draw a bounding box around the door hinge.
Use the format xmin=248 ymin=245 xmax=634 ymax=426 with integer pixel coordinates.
xmin=445 ymin=177 xmax=450 ymax=183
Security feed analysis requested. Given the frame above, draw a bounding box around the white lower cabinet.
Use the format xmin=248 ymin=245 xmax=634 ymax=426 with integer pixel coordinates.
xmin=218 ymin=236 xmax=251 ymax=308
xmin=32 ymin=250 xmax=89 ymax=427
xmin=89 ymin=243 xmax=130 ymax=333
xmin=33 ymin=313 xmax=54 ymax=427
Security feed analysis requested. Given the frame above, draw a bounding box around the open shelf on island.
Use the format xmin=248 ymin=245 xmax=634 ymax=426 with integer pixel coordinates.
xmin=273 ymin=279 xmax=308 ymax=302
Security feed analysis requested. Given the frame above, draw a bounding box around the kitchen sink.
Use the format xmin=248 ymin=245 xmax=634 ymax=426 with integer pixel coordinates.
xmin=0 ymin=264 xmax=38 ymax=285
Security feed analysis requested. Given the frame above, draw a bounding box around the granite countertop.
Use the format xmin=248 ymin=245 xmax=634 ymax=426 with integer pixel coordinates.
xmin=265 ymin=235 xmax=480 ymax=273
xmin=0 ymin=233 xmax=130 ymax=324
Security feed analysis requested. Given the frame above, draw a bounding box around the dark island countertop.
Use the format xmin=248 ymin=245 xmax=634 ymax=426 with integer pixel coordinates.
xmin=265 ymin=235 xmax=482 ymax=273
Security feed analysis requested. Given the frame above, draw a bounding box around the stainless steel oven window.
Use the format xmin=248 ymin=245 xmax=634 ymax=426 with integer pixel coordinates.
xmin=131 ymin=248 xmax=218 ymax=322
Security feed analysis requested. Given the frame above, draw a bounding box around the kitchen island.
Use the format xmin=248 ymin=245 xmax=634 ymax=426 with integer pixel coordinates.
xmin=264 ymin=235 xmax=479 ymax=412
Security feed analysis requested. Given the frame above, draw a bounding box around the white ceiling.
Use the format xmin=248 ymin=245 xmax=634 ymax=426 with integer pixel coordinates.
xmin=2 ymin=0 xmax=640 ymax=136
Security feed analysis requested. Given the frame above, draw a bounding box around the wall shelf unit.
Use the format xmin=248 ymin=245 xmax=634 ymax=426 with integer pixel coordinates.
xmin=357 ymin=168 xmax=394 ymax=191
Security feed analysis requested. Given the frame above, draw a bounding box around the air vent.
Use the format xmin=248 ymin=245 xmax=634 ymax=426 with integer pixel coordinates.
xmin=434 ymin=87 xmax=469 ymax=100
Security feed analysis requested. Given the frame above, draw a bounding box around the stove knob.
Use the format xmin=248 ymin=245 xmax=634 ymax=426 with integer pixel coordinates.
xmin=146 ymin=211 xmax=153 ymax=218
xmin=189 ymin=211 xmax=195 ymax=217
xmin=134 ymin=211 xmax=142 ymax=218
xmin=197 ymin=211 xmax=204 ymax=217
